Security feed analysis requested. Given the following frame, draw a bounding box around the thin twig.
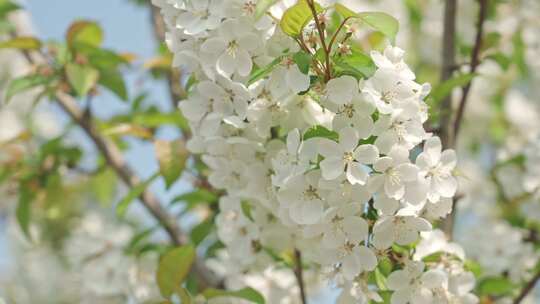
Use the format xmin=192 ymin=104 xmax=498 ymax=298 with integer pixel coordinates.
xmin=306 ymin=0 xmax=331 ymax=81
xmin=452 ymin=0 xmax=489 ymax=141
xmin=327 ymin=17 xmax=352 ymax=54
xmin=513 ymin=269 xmax=540 ymax=304
xmin=294 ymin=249 xmax=308 ymax=304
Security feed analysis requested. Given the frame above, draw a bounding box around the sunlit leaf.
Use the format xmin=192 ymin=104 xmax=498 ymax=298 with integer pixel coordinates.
xmin=429 ymin=73 xmax=476 ymax=104
xmin=66 ymin=20 xmax=104 ymax=48
xmin=280 ymin=0 xmax=322 ymax=37
xmin=254 ymin=0 xmax=278 ymax=20
xmin=203 ymin=287 xmax=265 ymax=304
xmin=335 ymin=3 xmax=399 ymax=42
xmin=155 ymin=140 xmax=189 ymax=189
xmin=172 ymin=189 xmax=218 ymax=205
xmin=191 ymin=218 xmax=214 ymax=246
xmin=65 ymin=63 xmax=99 ymax=97
xmin=0 ymin=0 xmax=19 ymax=18
xmin=293 ymin=51 xmax=311 ymax=74
xmin=0 ymin=36 xmax=41 ymax=50
xmin=157 ymin=245 xmax=196 ymax=299
xmin=116 ymin=172 xmax=159 ymax=217
xmin=477 ymin=276 xmax=515 ymax=297
xmin=303 ymin=125 xmax=338 ymax=141
xmin=5 ymin=74 xmax=50 ymax=102
xmin=16 ymin=188 xmax=34 ymax=239
xmin=98 ymin=69 xmax=128 ymax=101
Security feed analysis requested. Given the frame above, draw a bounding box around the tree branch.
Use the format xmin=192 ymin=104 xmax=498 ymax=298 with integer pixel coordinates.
xmin=452 ymin=0 xmax=489 ymax=141
xmin=513 ymin=268 xmax=540 ymax=304
xmin=438 ymin=0 xmax=457 ymax=149
xmin=294 ymin=249 xmax=308 ymax=304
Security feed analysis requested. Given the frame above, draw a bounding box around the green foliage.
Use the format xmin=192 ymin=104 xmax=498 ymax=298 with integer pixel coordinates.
xmin=16 ymin=185 xmax=35 ymax=239
xmin=202 ymin=287 xmax=265 ymax=304
xmin=249 ymin=55 xmax=286 ymax=85
xmin=157 ymin=245 xmax=196 ymax=299
xmin=293 ymin=51 xmax=312 ymax=74
xmin=155 ymin=140 xmax=188 ymax=189
xmin=66 ymin=20 xmax=104 ymax=48
xmin=0 ymin=36 xmax=41 ymax=50
xmin=303 ymin=125 xmax=339 ymax=141
xmin=334 ymin=4 xmax=399 ymax=42
xmin=280 ymin=0 xmax=322 ymax=37
xmin=0 ymin=0 xmax=19 ymax=18
xmin=428 ymin=73 xmax=476 ymax=115
xmin=334 ymin=49 xmax=376 ymax=79
xmin=65 ymin=63 xmax=99 ymax=97
xmin=4 ymin=74 xmax=52 ymax=102
xmin=116 ymin=172 xmax=159 ymax=217
xmin=190 ymin=218 xmax=214 ymax=246
xmin=477 ymin=276 xmax=515 ymax=297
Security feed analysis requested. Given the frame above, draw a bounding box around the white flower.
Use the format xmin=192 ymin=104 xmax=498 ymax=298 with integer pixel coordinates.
xmin=319 ymin=127 xmax=379 ymax=184
xmin=369 ymin=146 xmax=419 ymax=200
xmin=416 ymin=136 xmax=458 ymax=202
xmin=372 ymin=215 xmax=432 ymax=249
xmin=304 ymin=203 xmax=369 ymax=249
xmin=387 ymin=261 xmax=446 ymax=304
xmin=326 ymin=75 xmax=360 ymax=105
xmin=201 ymin=18 xmax=261 ymax=77
xmin=276 ymin=170 xmax=326 ymax=225
xmin=373 ymin=114 xmax=428 ymax=154
xmin=176 ymin=0 xmax=224 ymax=35
xmin=370 ymin=46 xmax=415 ymax=80
xmin=268 ymin=59 xmax=310 ymax=97
xmin=325 ymin=243 xmax=378 ymax=281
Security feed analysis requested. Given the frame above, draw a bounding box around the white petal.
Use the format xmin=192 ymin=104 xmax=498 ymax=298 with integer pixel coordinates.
xmin=434 ymin=176 xmax=457 ymax=198
xmin=354 ymin=144 xmax=379 ymax=164
xmin=387 ymin=270 xmax=409 ymax=291
xmin=346 ymin=162 xmax=369 ymax=185
xmin=356 ymin=246 xmax=378 ymax=271
xmin=343 ymin=216 xmax=368 ymax=242
xmin=320 ymin=157 xmax=345 ymax=180
xmin=339 ymin=126 xmax=360 ymax=152
xmin=286 ymin=65 xmax=310 ymax=93
xmin=318 ymin=138 xmax=341 ymax=158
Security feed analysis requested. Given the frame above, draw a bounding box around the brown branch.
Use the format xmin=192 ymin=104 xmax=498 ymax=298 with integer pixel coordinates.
xmin=306 ymin=0 xmax=331 ymax=81
xmin=513 ymin=269 xmax=540 ymax=304
xmin=294 ymin=249 xmax=308 ymax=304
xmin=452 ymin=0 xmax=489 ymax=142
xmin=149 ymin=4 xmax=187 ymax=109
xmin=437 ymin=0 xmax=457 ymax=150
xmin=438 ymin=0 xmax=458 ymax=239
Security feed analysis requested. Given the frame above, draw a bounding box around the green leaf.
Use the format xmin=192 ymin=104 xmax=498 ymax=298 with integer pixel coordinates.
xmin=172 ymin=189 xmax=218 ymax=205
xmin=0 ymin=36 xmax=41 ymax=50
xmin=91 ymin=168 xmax=117 ymax=205
xmin=280 ymin=0 xmax=322 ymax=37
xmin=334 ymin=50 xmax=376 ymax=79
xmin=98 ymin=69 xmax=128 ymax=101
xmin=248 ymin=56 xmax=284 ymax=85
xmin=66 ymin=20 xmax=104 ymax=48
xmin=335 ymin=4 xmax=399 ymax=42
xmin=241 ymin=201 xmax=254 ymax=221
xmin=254 ymin=0 xmax=278 ymax=20
xmin=16 ymin=189 xmax=34 ymax=239
xmin=65 ymin=63 xmax=99 ymax=97
xmin=0 ymin=0 xmax=19 ymax=18
xmin=157 ymin=245 xmax=196 ymax=299
xmin=477 ymin=276 xmax=515 ymax=297
xmin=203 ymin=287 xmax=265 ymax=304
xmin=374 ymin=267 xmax=388 ymax=290
xmin=116 ymin=172 xmax=159 ymax=217
xmin=176 ymin=287 xmax=193 ymax=304
xmin=293 ymin=51 xmax=311 ymax=74
xmin=464 ymin=259 xmax=483 ymax=278
xmin=429 ymin=73 xmax=476 ymax=104
xmin=155 ymin=140 xmax=189 ymax=189
xmin=5 ymin=74 xmax=50 ymax=102
xmin=191 ymin=218 xmax=214 ymax=246
xmin=303 ymin=125 xmax=339 ymax=141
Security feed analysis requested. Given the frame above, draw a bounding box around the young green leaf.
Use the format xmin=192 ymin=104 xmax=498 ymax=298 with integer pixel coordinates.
xmin=116 ymin=172 xmax=159 ymax=217
xmin=66 ymin=20 xmax=104 ymax=48
xmin=429 ymin=73 xmax=476 ymax=104
xmin=5 ymin=74 xmax=50 ymax=102
xmin=65 ymin=63 xmax=99 ymax=97
xmin=16 ymin=189 xmax=35 ymax=240
xmin=334 ymin=4 xmax=399 ymax=42
xmin=334 ymin=50 xmax=376 ymax=79
xmin=190 ymin=218 xmax=214 ymax=246
xmin=98 ymin=69 xmax=128 ymax=101
xmin=293 ymin=51 xmax=311 ymax=74
xmin=202 ymin=287 xmax=265 ymax=304
xmin=254 ymin=0 xmax=278 ymax=20
xmin=157 ymin=245 xmax=196 ymax=299
xmin=155 ymin=140 xmax=189 ymax=189
xmin=248 ymin=56 xmax=284 ymax=85
xmin=171 ymin=189 xmax=218 ymax=205
xmin=477 ymin=276 xmax=515 ymax=297
xmin=303 ymin=125 xmax=339 ymax=141
xmin=0 ymin=36 xmax=41 ymax=50
xmin=280 ymin=0 xmax=322 ymax=37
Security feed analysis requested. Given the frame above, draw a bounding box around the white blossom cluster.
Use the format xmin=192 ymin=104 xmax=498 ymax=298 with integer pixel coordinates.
xmin=152 ymin=0 xmax=476 ymax=302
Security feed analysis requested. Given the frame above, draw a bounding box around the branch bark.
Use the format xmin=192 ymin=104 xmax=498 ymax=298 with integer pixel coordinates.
xmin=452 ymin=0 xmax=489 ymax=141
xmin=294 ymin=249 xmax=308 ymax=304
xmin=513 ymin=268 xmax=540 ymax=304
xmin=438 ymin=0 xmax=457 ymax=149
